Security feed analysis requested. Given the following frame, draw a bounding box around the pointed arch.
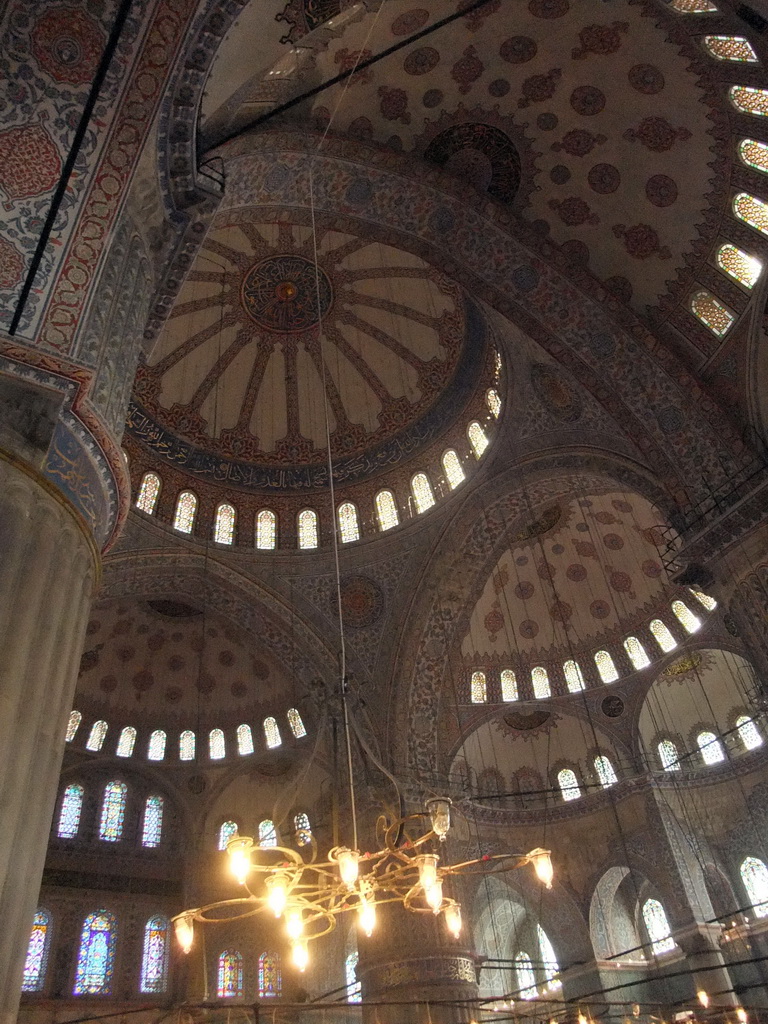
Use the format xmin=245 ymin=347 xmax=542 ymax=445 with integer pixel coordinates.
xmin=237 ymin=723 xmax=254 ymax=755
xmin=558 ymin=768 xmax=581 ymax=801
xmin=563 ymin=660 xmax=585 ymax=692
xmin=741 ymin=857 xmax=768 ymax=917
xmin=658 ymin=739 xmax=681 ymax=771
xmin=217 ymin=949 xmax=243 ymax=998
xmin=140 ymin=915 xmax=170 ymax=993
xmin=256 ymin=509 xmax=277 ymax=549
xmin=74 ymin=911 xmax=117 ymax=994
xmin=411 ymin=472 xmax=435 ymax=513
xmin=173 ymin=490 xmax=198 ymax=533
xmin=209 ymin=728 xmax=225 ymax=760
xmin=594 ymin=755 xmax=618 ymax=788
xmin=86 ymin=720 xmax=108 ymax=751
xmin=148 ymin=729 xmax=166 ymax=761
xmin=442 ymin=449 xmax=465 ymax=489
xmin=500 ymin=668 xmax=518 ymax=701
xmin=736 ymin=715 xmax=762 ymax=751
xmin=214 ymin=502 xmax=236 ymax=545
xmin=338 ymin=501 xmax=360 ymax=543
xmin=99 ymin=782 xmax=127 ymax=841
xmin=264 ymin=716 xmax=282 ymax=749
xmin=287 ymin=708 xmax=306 ymax=738
xmin=532 ymin=666 xmax=551 ymax=699
xmin=22 ymin=909 xmax=52 ymax=992
xmin=259 ymin=819 xmax=277 ymax=847
xmin=595 ymin=650 xmax=619 ymax=683
xmin=642 ymin=898 xmax=675 ymax=955
xmin=218 ymin=820 xmax=238 ymax=851
xmin=298 ymin=508 xmax=318 ymax=549
xmin=624 ymin=636 xmax=651 ymax=670
xmin=58 ymin=784 xmax=83 ymax=838
xmin=697 ymin=730 xmax=725 ymax=764
xmin=258 ymin=951 xmax=281 ymax=997
xmin=375 ymin=489 xmax=399 ymax=531
xmin=66 ymin=710 xmax=82 ymax=742
xmin=136 ymin=472 xmax=161 ymax=514
xmin=470 ymin=671 xmax=487 ymax=703
xmin=180 ymin=730 xmax=195 ymax=760
xmin=142 ymin=795 xmax=164 ymax=848
xmin=116 ymin=726 xmax=136 ymax=758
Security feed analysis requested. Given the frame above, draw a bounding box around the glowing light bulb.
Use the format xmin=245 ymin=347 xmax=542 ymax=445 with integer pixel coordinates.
xmin=292 ymin=940 xmax=309 ymax=972
xmin=286 ymin=908 xmax=304 ymax=940
xmin=426 ymin=797 xmax=452 ymax=841
xmin=417 ymin=853 xmax=439 ymax=890
xmin=227 ymin=836 xmax=253 ymax=886
xmin=266 ymin=873 xmax=288 ymax=918
xmin=737 ymin=1010 xmax=747 ymax=1024
xmin=358 ymin=897 xmax=376 ymax=937
xmin=578 ymin=1012 xmax=588 ymax=1024
xmin=426 ymin=878 xmax=443 ymax=914
xmin=633 ymin=1006 xmax=640 ymax=1018
xmin=173 ymin=914 xmax=194 ymax=954
xmin=444 ymin=902 xmax=462 ymax=938
xmin=697 ymin=991 xmax=709 ymax=1009
xmin=337 ymin=847 xmax=360 ymax=887
xmin=528 ymin=848 xmax=554 ymax=889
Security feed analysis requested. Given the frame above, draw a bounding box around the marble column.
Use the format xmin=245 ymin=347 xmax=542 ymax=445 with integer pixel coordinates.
xmin=0 ymin=452 xmax=97 ymax=1024
xmin=674 ymin=923 xmax=738 ymax=1008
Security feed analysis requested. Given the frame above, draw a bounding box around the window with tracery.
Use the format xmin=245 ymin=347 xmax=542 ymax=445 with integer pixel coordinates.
xmin=594 ymin=755 xmax=618 ymax=788
xmin=532 ymin=666 xmax=551 ymax=699
xmin=180 ymin=730 xmax=195 ymax=761
xmin=737 ymin=715 xmax=763 ymax=750
xmin=209 ymin=728 xmax=225 ymax=760
xmin=734 ymin=192 xmax=768 ymax=234
xmin=537 ymin=926 xmax=560 ymax=984
xmin=58 ymin=784 xmax=83 ymax=838
xmin=74 ymin=911 xmax=117 ymax=995
xmin=689 ymin=587 xmax=717 ymax=611
xmin=468 ymin=421 xmax=489 ymax=458
xmin=595 ymin=650 xmax=619 ymax=683
xmin=259 ymin=819 xmax=278 ymax=848
xmin=142 ymin=795 xmax=163 ymax=848
xmin=739 ymin=138 xmax=768 ymax=174
xmin=741 ymin=857 xmax=768 ymax=917
xmin=564 ymin=660 xmax=585 ymax=693
xmin=264 ymin=716 xmax=282 ymax=749
xmin=287 ymin=708 xmax=307 ymax=738
xmin=690 ymin=290 xmax=735 ymax=338
xmin=486 ymin=388 xmax=502 ymax=419
xmin=658 ymin=739 xmax=681 ymax=771
xmin=148 ymin=729 xmax=166 ymax=761
xmin=515 ymin=952 xmax=538 ymax=999
xmin=730 ymin=86 xmax=768 ymax=117
xmin=22 ymin=909 xmax=51 ymax=993
xmin=294 ymin=812 xmax=312 ymax=846
xmin=66 ymin=709 xmax=82 ymax=742
xmin=140 ymin=917 xmax=169 ymax=995
xmin=698 ymin=730 xmax=725 ymax=765
xmin=375 ymin=490 xmax=399 ymax=531
xmin=704 ymin=35 xmax=757 ymax=61
xmin=442 ymin=449 xmax=465 ymax=489
xmin=501 ymin=668 xmax=518 ymax=702
xmin=717 ymin=243 xmax=762 ymax=288
xmin=411 ymin=472 xmax=436 ymax=513
xmin=338 ymin=501 xmax=360 ymax=543
xmin=256 ymin=509 xmax=277 ymax=550
xmin=624 ymin=636 xmax=651 ymax=670
xmin=86 ymin=720 xmax=108 ymax=752
xmin=346 ymin=950 xmax=361 ymax=1003
xmin=214 ymin=503 xmax=236 ymax=545
xmin=217 ymin=949 xmax=243 ymax=999
xmin=470 ymin=670 xmax=487 ymax=703
xmin=558 ymin=768 xmax=581 ymax=801
xmin=642 ymin=899 xmax=675 ymax=955
xmin=218 ymin=820 xmax=238 ymax=851
xmin=116 ymin=726 xmax=136 ymax=758
xmin=298 ymin=509 xmax=318 ymax=550
xmin=258 ymin=951 xmax=281 ymax=997
xmin=99 ymin=781 xmax=127 ymax=842
xmin=650 ymin=619 xmax=677 ymax=653
xmin=136 ymin=472 xmax=161 ymax=514
xmin=173 ymin=490 xmax=197 ymax=534
xmin=237 ymin=724 xmax=254 ymax=755
xmin=671 ymin=600 xmax=701 ymax=633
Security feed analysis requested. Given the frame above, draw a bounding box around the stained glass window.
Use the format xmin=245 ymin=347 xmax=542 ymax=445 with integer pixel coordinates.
xmin=375 ymin=490 xmax=399 ymax=531
xmin=515 ymin=952 xmax=538 ymax=999
xmin=658 ymin=739 xmax=681 ymax=771
xmin=214 ymin=503 xmax=236 ymax=545
xmin=58 ymin=784 xmax=83 ymax=838
xmin=287 ymin=708 xmax=307 ymax=738
xmin=257 ymin=509 xmax=277 ymax=550
xmin=470 ymin=670 xmax=487 ymax=703
xmin=338 ymin=501 xmax=360 ymax=543
xmin=672 ymin=599 xmax=701 ymax=633
xmin=99 ymin=781 xmax=127 ymax=842
xmin=86 ymin=720 xmax=108 ymax=752
xmin=298 ymin=509 xmax=318 ymax=549
xmin=689 ymin=587 xmax=717 ymax=611
xmin=219 ymin=820 xmax=238 ymax=851
xmin=730 ymin=87 xmax=768 ymax=117
xmin=142 ymin=795 xmax=163 ymax=848
xmin=237 ymin=724 xmax=254 ymax=755
xmin=737 ymin=715 xmax=763 ymax=750
xmin=501 ymin=669 xmax=518 ymax=701
xmin=532 ymin=666 xmax=551 ymax=699
xmin=180 ymin=730 xmax=196 ymax=761
xmin=22 ymin=909 xmax=51 ymax=993
xmin=66 ymin=710 xmax=82 ymax=742
xmin=73 ymin=911 xmax=116 ymax=994
xmin=217 ymin=949 xmax=243 ymax=998
xmin=537 ymin=926 xmax=560 ymax=984
xmin=209 ymin=728 xmax=225 ymax=760
xmin=739 ymin=138 xmax=768 ymax=174
xmin=486 ymin=388 xmax=502 ymax=419
xmin=468 ymin=421 xmax=489 ymax=458
xmin=690 ymin=290 xmax=735 ymax=337
xmin=442 ymin=450 xmax=465 ymax=489
xmin=259 ymin=819 xmax=278 ymax=848
xmin=136 ymin=472 xmax=161 ymax=514
xmin=258 ymin=951 xmax=281 ymax=997
xmin=703 ymin=35 xmax=757 ymax=61
xmin=670 ymin=0 xmax=717 ymax=8
xmin=148 ymin=729 xmax=166 ymax=761
xmin=116 ymin=726 xmax=136 ymax=758
xmin=264 ymin=716 xmax=282 ymax=749
xmin=564 ymin=660 xmax=585 ymax=693
xmin=346 ymin=950 xmax=361 ymax=1003
xmin=595 ymin=650 xmax=619 ymax=683
xmin=734 ymin=192 xmax=768 ymax=234
xmin=642 ymin=899 xmax=675 ymax=955
xmin=412 ymin=472 xmax=436 ymax=513
xmin=173 ymin=490 xmax=197 ymax=534
xmin=140 ymin=915 xmax=169 ymax=994
xmin=558 ymin=768 xmax=581 ymax=801
xmin=650 ymin=619 xmax=677 ymax=653
xmin=595 ymin=755 xmax=618 ymax=788
xmin=698 ymin=730 xmax=725 ymax=765
xmin=717 ymin=243 xmax=762 ymax=288
xmin=624 ymin=636 xmax=651 ymax=670
xmin=294 ymin=812 xmax=312 ymax=846
xmin=740 ymin=856 xmax=768 ymax=917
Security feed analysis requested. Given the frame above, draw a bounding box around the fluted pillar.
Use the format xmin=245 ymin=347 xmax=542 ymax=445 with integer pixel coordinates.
xmin=0 ymin=453 xmax=97 ymax=1024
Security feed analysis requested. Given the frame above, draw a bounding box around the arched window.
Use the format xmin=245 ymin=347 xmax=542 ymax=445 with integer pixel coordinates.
xmin=22 ymin=910 xmax=52 ymax=992
xmin=689 ymin=587 xmax=717 ymax=611
xmin=697 ymin=730 xmax=725 ymax=765
xmin=375 ymin=489 xmax=399 ymax=531
xmin=140 ymin=915 xmax=170 ymax=993
xmin=740 ymin=857 xmax=768 ymax=917
xmin=218 ymin=820 xmax=238 ymax=851
xmin=74 ymin=911 xmax=117 ymax=994
xmin=734 ymin=192 xmax=768 ymax=234
xmin=486 ymin=388 xmax=502 ymax=419
xmin=214 ymin=503 xmax=236 ymax=545
xmin=532 ymin=666 xmax=551 ymax=699
xmin=470 ymin=671 xmax=487 ymax=703
xmin=116 ymin=726 xmax=136 ymax=758
xmin=173 ymin=490 xmax=197 ymax=533
xmin=670 ymin=0 xmax=717 ymax=9
xmin=737 ymin=715 xmax=763 ymax=751
xmin=642 ymin=898 xmax=675 ymax=955
xmin=294 ymin=812 xmax=312 ymax=846
xmin=136 ymin=472 xmax=161 ymax=514
xmin=514 ymin=951 xmax=538 ymax=999
xmin=717 ymin=243 xmax=762 ymax=288
xmin=148 ymin=729 xmax=166 ymax=761
xmin=658 ymin=739 xmax=681 ymax=772
xmin=558 ymin=768 xmax=581 ymax=801
xmin=690 ymin=290 xmax=734 ymax=337
xmin=142 ymin=795 xmax=163 ymax=848
xmin=264 ymin=716 xmax=282 ymax=749
xmin=287 ymin=708 xmax=307 ymax=738
xmin=180 ymin=730 xmax=195 ymax=761
xmin=624 ymin=636 xmax=651 ymax=670
xmin=237 ymin=724 xmax=254 ymax=755
xmin=99 ymin=781 xmax=127 ymax=842
xmin=703 ymin=35 xmax=757 ymax=61
xmin=298 ymin=509 xmax=318 ymax=550
xmin=338 ymin=501 xmax=360 ymax=543
xmin=594 ymin=755 xmax=618 ymax=788
xmin=650 ymin=619 xmax=677 ymax=653
xmin=58 ymin=784 xmax=83 ymax=838
xmin=537 ymin=926 xmax=560 ymax=985
xmin=346 ymin=950 xmax=361 ymax=1003
xmin=217 ymin=949 xmax=243 ymax=998
xmin=86 ymin=720 xmax=108 ymax=752
xmin=442 ymin=449 xmax=465 ymax=489
xmin=730 ymin=87 xmax=768 ymax=117
xmin=259 ymin=819 xmax=278 ymax=848
xmin=209 ymin=728 xmax=225 ymax=760
xmin=468 ymin=420 xmax=489 ymax=458
xmin=66 ymin=710 xmax=82 ymax=742
xmin=739 ymin=138 xmax=768 ymax=174
xmin=411 ymin=472 xmax=435 ymax=513
xmin=258 ymin=951 xmax=281 ymax=997
xmin=564 ymin=660 xmax=585 ymax=693
xmin=671 ymin=600 xmax=701 ymax=633
xmin=595 ymin=650 xmax=619 ymax=683
xmin=256 ymin=509 xmax=277 ymax=550
xmin=501 ymin=669 xmax=518 ymax=702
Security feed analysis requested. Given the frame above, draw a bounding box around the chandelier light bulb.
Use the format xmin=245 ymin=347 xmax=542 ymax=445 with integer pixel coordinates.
xmin=444 ymin=902 xmax=462 ymax=938
xmin=292 ymin=940 xmax=309 ymax=972
xmin=173 ymin=914 xmax=194 ymax=954
xmin=737 ymin=1009 xmax=747 ymax=1023
xmin=337 ymin=847 xmax=360 ymax=887
xmin=358 ymin=897 xmax=377 ymax=937
xmin=286 ymin=908 xmax=304 ymax=940
xmin=697 ymin=991 xmax=709 ymax=1009
xmin=578 ymin=1012 xmax=589 ymax=1024
xmin=528 ymin=848 xmax=554 ymax=889
xmin=266 ymin=873 xmax=288 ymax=918
xmin=226 ymin=835 xmax=253 ymax=886
xmin=425 ymin=878 xmax=443 ymax=914
xmin=417 ymin=853 xmax=440 ymax=890
xmin=426 ymin=797 xmax=452 ymax=841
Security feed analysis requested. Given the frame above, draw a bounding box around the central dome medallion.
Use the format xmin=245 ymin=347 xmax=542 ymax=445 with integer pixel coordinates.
xmin=241 ymin=255 xmax=333 ymax=333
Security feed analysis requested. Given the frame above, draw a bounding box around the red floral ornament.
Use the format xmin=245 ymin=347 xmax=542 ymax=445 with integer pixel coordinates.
xmin=30 ymin=5 xmax=106 ymax=86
